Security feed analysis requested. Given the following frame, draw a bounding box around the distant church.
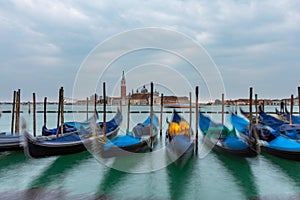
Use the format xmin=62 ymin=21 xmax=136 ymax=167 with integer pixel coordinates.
xmin=74 ymin=71 xmax=188 ymax=106
xmin=118 ymin=71 xmax=160 ymax=106
xmin=106 ymin=71 xmax=188 ymax=106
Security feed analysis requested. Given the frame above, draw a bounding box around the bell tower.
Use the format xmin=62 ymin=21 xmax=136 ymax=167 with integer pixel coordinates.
xmin=121 ymin=71 xmax=126 ymax=100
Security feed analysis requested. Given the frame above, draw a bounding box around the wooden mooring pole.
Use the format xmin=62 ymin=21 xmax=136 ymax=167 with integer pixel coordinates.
xmin=15 ymin=89 xmax=20 ymax=134
xmin=60 ymin=87 xmax=64 ymax=135
xmin=94 ymin=93 xmax=97 ymax=119
xmin=160 ymin=93 xmax=163 ymax=136
xmin=11 ymin=91 xmax=16 ymax=134
xmin=221 ymin=93 xmax=224 ymax=125
xmin=44 ymin=97 xmax=47 ymax=128
xmin=195 ymin=86 xmax=199 ymax=154
xmin=56 ymin=87 xmax=62 ymax=138
xmin=255 ymin=94 xmax=258 ymax=124
xmin=127 ymin=97 xmax=130 ymax=133
xmin=249 ymin=87 xmax=253 ymax=139
xmin=150 ymin=82 xmax=154 ymax=151
xmin=298 ymin=87 xmax=300 ymax=117
xmin=189 ymin=92 xmax=192 ymax=131
xmin=103 ymin=82 xmax=107 ymax=138
xmin=290 ymin=94 xmax=294 ymax=125
xmin=33 ymin=93 xmax=36 ymax=137
xmin=86 ymin=97 xmax=89 ymax=120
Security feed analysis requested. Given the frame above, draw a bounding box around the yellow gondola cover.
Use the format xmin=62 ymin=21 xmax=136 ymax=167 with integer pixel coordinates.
xmin=179 ymin=121 xmax=190 ymax=136
xmin=168 ymin=122 xmax=180 ymax=137
xmin=168 ymin=121 xmax=190 ymax=137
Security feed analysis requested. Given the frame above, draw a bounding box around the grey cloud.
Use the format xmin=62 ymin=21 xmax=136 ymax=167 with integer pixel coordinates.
xmin=0 ymin=0 xmax=299 ymax=101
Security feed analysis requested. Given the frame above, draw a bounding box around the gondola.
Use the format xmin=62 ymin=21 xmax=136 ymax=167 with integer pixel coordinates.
xmin=41 ymin=114 xmax=98 ymax=136
xmin=0 ymin=133 xmax=22 ymax=152
xmin=275 ymin=108 xmax=287 ymax=121
xmin=24 ymin=111 xmax=122 ymax=158
xmin=165 ymin=110 xmax=194 ymax=167
xmin=260 ymin=110 xmax=300 ymax=140
xmin=199 ymin=112 xmax=258 ymax=157
xmin=239 ymin=108 xmax=253 ymax=120
xmin=230 ymin=113 xmax=300 ymax=161
xmin=284 ymin=109 xmax=300 ymax=124
xmin=42 ymin=124 xmax=78 ymax=136
xmin=100 ymin=114 xmax=159 ymax=158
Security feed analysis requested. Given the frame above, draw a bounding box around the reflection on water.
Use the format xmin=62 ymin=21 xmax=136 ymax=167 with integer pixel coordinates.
xmin=97 ymin=156 xmax=140 ymax=197
xmin=0 ymin=151 xmax=27 ymax=171
xmin=262 ymin=153 xmax=300 ymax=190
xmin=28 ymin=151 xmax=91 ymax=188
xmin=166 ymin=156 xmax=196 ymax=200
xmin=213 ymin=153 xmax=259 ymax=199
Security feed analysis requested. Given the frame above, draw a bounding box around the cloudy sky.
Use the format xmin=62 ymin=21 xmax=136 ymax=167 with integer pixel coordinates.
xmin=0 ymin=0 xmax=299 ymax=102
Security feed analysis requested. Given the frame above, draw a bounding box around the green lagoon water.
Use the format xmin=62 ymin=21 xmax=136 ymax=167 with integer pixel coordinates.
xmin=0 ymin=104 xmax=300 ymax=200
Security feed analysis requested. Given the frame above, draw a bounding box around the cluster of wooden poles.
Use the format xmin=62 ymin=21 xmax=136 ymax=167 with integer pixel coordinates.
xmin=248 ymin=86 xmax=300 ymax=124
xmin=9 ymin=86 xmax=100 ymax=138
xmin=246 ymin=86 xmax=300 ymax=144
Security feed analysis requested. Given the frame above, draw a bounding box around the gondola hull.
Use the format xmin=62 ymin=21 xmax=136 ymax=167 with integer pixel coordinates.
xmin=199 ymin=112 xmax=258 ymax=158
xmin=231 ymin=113 xmax=300 ymax=161
xmin=261 ymin=145 xmax=300 ymax=161
xmin=24 ymin=111 xmax=122 ymax=158
xmin=25 ymin=133 xmax=87 ymax=158
xmin=101 ymin=114 xmax=159 ymax=158
xmin=25 ymin=127 xmax=119 ymax=158
xmin=165 ymin=110 xmax=194 ymax=167
xmin=203 ymin=136 xmax=258 ymax=157
xmin=101 ymin=133 xmax=157 ymax=158
xmin=166 ymin=136 xmax=194 ymax=168
xmin=0 ymin=134 xmax=22 ymax=152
